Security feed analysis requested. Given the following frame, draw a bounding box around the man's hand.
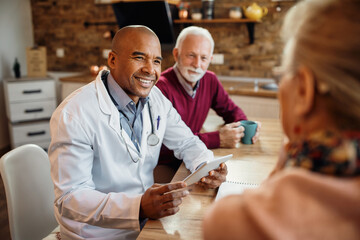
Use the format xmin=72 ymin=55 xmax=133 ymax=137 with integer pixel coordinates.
xmin=198 ymin=163 xmax=227 ymax=189
xmin=140 ymin=181 xmax=189 ymax=219
xmin=251 ymin=121 xmax=262 ymax=143
xmin=219 ymin=122 xmax=244 ymax=148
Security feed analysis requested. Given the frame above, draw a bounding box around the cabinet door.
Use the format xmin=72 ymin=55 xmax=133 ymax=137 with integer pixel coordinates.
xmin=10 ymin=121 xmax=51 ymax=147
xmin=61 ymin=82 xmax=86 ymax=101
xmin=202 ymin=95 xmax=280 ymax=133
xmin=6 ymin=80 xmax=55 ymax=102
xmin=8 ymin=100 xmax=56 ymax=122
xmin=230 ymin=95 xmax=280 ymax=119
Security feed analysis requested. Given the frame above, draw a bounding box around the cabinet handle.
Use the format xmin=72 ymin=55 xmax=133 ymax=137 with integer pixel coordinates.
xmin=23 ymin=89 xmax=42 ymax=94
xmin=24 ymin=108 xmax=44 ymax=113
xmin=27 ymin=130 xmax=46 ymax=136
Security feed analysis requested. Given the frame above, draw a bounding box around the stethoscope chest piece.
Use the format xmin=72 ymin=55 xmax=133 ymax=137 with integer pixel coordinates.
xmin=147 ymin=101 xmax=160 ymax=146
xmin=147 ymin=133 xmax=159 ymax=146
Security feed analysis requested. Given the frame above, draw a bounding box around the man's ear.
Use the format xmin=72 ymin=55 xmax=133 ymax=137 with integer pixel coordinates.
xmin=294 ymin=65 xmax=316 ymax=117
xmin=107 ymin=51 xmax=116 ymax=69
xmin=173 ymin=48 xmax=179 ymax=62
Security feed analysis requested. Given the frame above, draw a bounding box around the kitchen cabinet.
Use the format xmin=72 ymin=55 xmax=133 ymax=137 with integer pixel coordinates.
xmin=203 ymin=79 xmax=279 ymax=133
xmin=229 ymin=95 xmax=279 ymax=119
xmin=219 ymin=79 xmax=279 ymax=119
xmin=3 ymin=77 xmax=56 ymax=150
xmin=59 ymin=74 xmax=94 ymax=101
xmin=203 ymin=95 xmax=279 ymax=133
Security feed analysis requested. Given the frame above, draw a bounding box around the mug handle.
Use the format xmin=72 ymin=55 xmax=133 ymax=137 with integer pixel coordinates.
xmin=262 ymin=7 xmax=268 ymax=17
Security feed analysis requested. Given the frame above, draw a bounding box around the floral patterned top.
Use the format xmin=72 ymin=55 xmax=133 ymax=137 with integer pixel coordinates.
xmin=285 ymin=131 xmax=360 ymax=177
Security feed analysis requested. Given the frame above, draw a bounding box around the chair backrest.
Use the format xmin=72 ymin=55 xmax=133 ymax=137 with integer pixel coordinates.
xmin=0 ymin=144 xmax=58 ymax=240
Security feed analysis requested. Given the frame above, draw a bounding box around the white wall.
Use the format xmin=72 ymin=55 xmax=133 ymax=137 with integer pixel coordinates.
xmin=0 ymin=0 xmax=34 ymax=149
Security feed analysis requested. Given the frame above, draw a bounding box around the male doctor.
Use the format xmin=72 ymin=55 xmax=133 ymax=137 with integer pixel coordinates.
xmin=48 ymin=25 xmax=227 ymax=239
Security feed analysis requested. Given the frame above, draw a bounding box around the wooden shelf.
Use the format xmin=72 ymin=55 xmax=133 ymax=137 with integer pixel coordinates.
xmin=173 ymin=18 xmax=260 ymax=24
xmin=97 ymin=0 xmax=179 ymax=4
xmin=173 ymin=18 xmax=261 ymax=44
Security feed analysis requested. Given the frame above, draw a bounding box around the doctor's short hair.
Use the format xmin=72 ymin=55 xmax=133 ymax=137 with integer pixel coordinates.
xmin=174 ymin=26 xmax=215 ymax=55
xmin=281 ymin=0 xmax=360 ymax=128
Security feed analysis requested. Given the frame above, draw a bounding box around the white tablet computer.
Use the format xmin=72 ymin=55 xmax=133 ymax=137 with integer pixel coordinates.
xmin=183 ymin=154 xmax=233 ymax=186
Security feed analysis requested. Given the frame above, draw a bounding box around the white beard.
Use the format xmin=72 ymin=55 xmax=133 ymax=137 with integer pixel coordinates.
xmin=178 ymin=65 xmax=206 ymax=83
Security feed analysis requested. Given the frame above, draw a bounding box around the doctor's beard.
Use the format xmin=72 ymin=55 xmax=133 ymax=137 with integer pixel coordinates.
xmin=178 ymin=65 xmax=206 ymax=83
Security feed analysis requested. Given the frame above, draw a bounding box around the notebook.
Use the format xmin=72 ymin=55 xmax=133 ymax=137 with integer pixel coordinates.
xmin=215 ymin=180 xmax=259 ymax=201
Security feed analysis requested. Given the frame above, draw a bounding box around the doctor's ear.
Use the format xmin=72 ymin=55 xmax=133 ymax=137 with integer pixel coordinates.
xmin=107 ymin=51 xmax=116 ymax=69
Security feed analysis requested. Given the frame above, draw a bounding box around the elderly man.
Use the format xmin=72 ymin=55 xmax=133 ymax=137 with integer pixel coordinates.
xmin=156 ymin=26 xmax=260 ymax=178
xmin=49 ymin=25 xmax=227 ymax=240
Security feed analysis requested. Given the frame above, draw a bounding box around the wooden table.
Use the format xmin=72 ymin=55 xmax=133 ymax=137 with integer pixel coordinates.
xmin=138 ymin=118 xmax=283 ymax=240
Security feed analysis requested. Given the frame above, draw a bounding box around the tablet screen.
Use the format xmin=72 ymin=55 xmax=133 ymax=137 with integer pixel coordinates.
xmin=183 ymin=154 xmax=233 ymax=186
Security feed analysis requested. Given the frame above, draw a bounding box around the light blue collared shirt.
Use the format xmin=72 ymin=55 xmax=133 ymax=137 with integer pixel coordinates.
xmin=107 ymin=73 xmax=149 ymax=151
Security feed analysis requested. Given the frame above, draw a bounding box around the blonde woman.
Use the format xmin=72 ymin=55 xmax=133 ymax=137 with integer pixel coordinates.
xmin=202 ymin=0 xmax=360 ymax=239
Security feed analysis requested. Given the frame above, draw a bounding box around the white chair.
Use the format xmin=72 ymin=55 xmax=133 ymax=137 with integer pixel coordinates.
xmin=0 ymin=144 xmax=59 ymax=240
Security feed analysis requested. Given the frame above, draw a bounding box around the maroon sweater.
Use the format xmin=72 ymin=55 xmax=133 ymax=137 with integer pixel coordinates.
xmin=156 ymin=67 xmax=247 ymax=165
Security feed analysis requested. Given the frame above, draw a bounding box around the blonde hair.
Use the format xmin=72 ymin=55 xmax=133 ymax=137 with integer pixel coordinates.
xmin=282 ymin=0 xmax=360 ymax=128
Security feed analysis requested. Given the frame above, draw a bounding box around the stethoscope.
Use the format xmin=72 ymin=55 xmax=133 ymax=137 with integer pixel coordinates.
xmin=102 ymin=71 xmax=160 ymax=148
xmin=146 ymin=103 xmax=160 ymax=146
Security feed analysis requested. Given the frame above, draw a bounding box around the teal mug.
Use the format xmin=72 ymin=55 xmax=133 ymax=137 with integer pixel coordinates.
xmin=240 ymin=120 xmax=258 ymax=144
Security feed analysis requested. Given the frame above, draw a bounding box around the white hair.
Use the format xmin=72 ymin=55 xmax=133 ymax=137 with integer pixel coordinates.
xmin=282 ymin=0 xmax=360 ymax=128
xmin=175 ymin=26 xmax=215 ymax=55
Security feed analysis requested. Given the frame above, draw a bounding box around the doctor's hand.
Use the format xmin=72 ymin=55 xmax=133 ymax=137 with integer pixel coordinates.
xmin=219 ymin=122 xmax=244 ymax=148
xmin=140 ymin=182 xmax=189 ymax=219
xmin=198 ymin=163 xmax=227 ymax=189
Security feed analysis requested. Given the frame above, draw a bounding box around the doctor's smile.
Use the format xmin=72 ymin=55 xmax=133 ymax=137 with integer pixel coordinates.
xmin=133 ymin=74 xmax=157 ymax=88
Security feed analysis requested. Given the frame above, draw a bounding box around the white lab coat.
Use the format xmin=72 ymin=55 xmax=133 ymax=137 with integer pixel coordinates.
xmin=48 ymin=71 xmax=213 ymax=240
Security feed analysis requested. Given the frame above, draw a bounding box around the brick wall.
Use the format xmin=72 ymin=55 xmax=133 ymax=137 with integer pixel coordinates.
xmin=31 ymin=0 xmax=295 ymax=78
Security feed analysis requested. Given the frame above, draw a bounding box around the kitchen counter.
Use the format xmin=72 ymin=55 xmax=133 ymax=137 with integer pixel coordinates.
xmin=220 ymin=80 xmax=277 ymax=98
xmin=59 ymin=74 xmax=279 ymax=118
xmin=59 ymin=74 xmax=95 ymax=83
xmin=59 ymin=74 xmax=278 ymax=99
